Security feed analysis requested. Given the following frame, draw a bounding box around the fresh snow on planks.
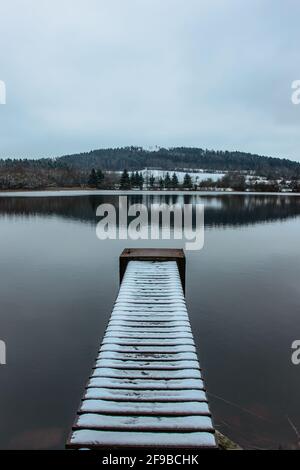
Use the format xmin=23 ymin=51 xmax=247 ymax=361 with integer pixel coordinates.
xmin=67 ymin=261 xmax=216 ymax=449
xmin=70 ymin=429 xmax=216 ymax=448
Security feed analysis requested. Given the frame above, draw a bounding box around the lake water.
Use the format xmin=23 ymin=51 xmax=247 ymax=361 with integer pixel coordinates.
xmin=0 ymin=193 xmax=299 ymax=449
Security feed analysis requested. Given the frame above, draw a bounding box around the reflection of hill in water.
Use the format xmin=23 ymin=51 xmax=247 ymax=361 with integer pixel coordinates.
xmin=0 ymin=194 xmax=300 ymax=228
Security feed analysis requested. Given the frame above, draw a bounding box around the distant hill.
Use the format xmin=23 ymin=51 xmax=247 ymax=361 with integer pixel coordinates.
xmin=58 ymin=146 xmax=300 ymax=178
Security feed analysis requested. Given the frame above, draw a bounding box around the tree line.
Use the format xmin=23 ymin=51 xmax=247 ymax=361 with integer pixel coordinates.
xmin=0 ymin=145 xmax=300 ymax=190
xmin=117 ymin=170 xmax=193 ymax=190
xmin=1 ymin=162 xmax=300 ymax=191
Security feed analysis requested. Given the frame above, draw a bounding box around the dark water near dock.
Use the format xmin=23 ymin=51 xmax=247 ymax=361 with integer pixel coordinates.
xmin=0 ymin=193 xmax=300 ymax=449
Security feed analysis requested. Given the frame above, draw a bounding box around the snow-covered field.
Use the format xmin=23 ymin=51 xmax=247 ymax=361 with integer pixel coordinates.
xmin=140 ymin=169 xmax=225 ymax=183
xmin=114 ymin=169 xmax=225 ymax=183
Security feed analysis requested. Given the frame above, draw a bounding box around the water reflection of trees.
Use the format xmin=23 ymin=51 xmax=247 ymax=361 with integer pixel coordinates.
xmin=0 ymin=194 xmax=299 ymax=228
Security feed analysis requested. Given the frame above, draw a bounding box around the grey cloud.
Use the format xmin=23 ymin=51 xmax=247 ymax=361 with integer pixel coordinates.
xmin=0 ymin=0 xmax=299 ymax=160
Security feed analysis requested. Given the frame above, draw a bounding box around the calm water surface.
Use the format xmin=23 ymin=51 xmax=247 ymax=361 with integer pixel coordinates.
xmin=0 ymin=193 xmax=299 ymax=449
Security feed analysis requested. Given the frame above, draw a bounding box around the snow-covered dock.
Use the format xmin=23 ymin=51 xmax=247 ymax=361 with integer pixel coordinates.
xmin=67 ymin=250 xmax=216 ymax=449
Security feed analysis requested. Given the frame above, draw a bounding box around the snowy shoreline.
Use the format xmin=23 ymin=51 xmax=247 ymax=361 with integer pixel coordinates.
xmin=0 ymin=189 xmax=300 ymax=198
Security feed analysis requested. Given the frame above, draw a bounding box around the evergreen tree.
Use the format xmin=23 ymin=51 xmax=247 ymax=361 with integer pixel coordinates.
xmin=138 ymin=172 xmax=144 ymax=189
xmin=88 ymin=168 xmax=97 ymax=187
xmin=171 ymin=172 xmax=179 ymax=188
xmin=159 ymin=177 xmax=164 ymax=189
xmin=119 ymin=169 xmax=131 ymax=189
xmin=130 ymin=172 xmax=136 ymax=187
xmin=149 ymin=174 xmax=155 ymax=188
xmin=183 ymin=173 xmax=193 ymax=189
xmin=135 ymin=171 xmax=140 ymax=187
xmin=164 ymin=172 xmax=171 ymax=188
xmin=96 ymin=169 xmax=104 ymax=188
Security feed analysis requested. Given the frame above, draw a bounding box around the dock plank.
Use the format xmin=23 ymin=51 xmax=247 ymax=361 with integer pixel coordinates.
xmin=75 ymin=414 xmax=214 ymax=432
xmin=69 ymin=430 xmax=216 ymax=449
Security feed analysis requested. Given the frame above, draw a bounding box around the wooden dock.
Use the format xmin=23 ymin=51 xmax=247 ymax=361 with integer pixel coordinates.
xmin=67 ymin=249 xmax=216 ymax=450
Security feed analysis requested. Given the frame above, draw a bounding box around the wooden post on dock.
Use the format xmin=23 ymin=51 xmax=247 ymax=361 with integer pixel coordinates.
xmin=120 ymin=248 xmax=186 ymax=293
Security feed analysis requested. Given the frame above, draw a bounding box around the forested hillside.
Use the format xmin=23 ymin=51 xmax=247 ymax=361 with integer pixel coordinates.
xmin=59 ymin=147 xmax=300 ymax=177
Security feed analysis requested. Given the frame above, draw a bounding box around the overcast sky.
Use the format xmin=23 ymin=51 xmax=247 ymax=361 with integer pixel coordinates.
xmin=0 ymin=0 xmax=299 ymax=160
